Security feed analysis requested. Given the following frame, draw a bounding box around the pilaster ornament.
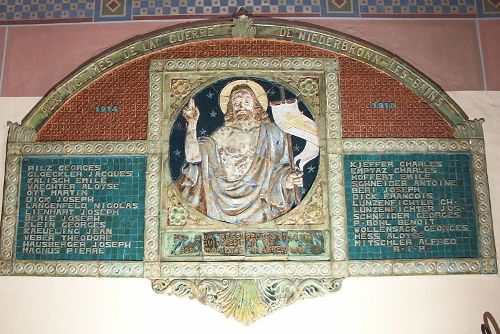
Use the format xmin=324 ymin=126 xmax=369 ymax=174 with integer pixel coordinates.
xmin=231 ymin=13 xmax=256 ymax=39
xmin=152 ymin=278 xmax=342 ymax=324
xmin=7 ymin=122 xmax=36 ymax=142
xmin=455 ymin=118 xmax=485 ymax=138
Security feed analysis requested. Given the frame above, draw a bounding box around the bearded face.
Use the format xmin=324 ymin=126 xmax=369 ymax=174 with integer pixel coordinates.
xmin=230 ymin=89 xmax=255 ymax=122
xmin=225 ymin=85 xmax=270 ymax=125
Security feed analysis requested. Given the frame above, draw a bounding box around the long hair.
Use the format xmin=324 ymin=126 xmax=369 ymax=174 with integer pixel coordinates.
xmin=224 ymin=85 xmax=270 ymax=125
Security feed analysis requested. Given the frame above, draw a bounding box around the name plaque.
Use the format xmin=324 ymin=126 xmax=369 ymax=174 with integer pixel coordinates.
xmin=16 ymin=156 xmax=146 ymax=261
xmin=162 ymin=231 xmax=327 ymax=258
xmin=344 ymin=153 xmax=478 ymax=260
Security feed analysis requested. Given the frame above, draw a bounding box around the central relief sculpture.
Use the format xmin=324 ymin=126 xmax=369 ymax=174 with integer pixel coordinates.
xmin=170 ymin=78 xmax=319 ymax=224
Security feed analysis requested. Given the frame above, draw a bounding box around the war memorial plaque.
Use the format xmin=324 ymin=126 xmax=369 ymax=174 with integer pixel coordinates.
xmin=0 ymin=14 xmax=496 ymax=324
xmin=16 ymin=156 xmax=146 ymax=261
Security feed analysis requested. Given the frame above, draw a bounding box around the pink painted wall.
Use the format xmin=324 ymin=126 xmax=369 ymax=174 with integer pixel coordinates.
xmin=313 ymin=19 xmax=485 ymax=91
xmin=480 ymin=20 xmax=500 ymax=90
xmin=1 ymin=21 xmax=179 ymax=97
xmin=0 ymin=18 xmax=498 ymax=96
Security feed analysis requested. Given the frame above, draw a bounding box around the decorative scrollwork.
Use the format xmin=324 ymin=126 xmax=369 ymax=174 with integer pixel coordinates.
xmin=470 ymin=140 xmax=496 ymax=262
xmin=12 ymin=261 xmax=143 ymax=277
xmin=455 ymin=118 xmax=484 ymax=138
xmin=343 ymin=139 xmax=470 ymax=152
xmin=328 ymin=154 xmax=347 ymax=261
xmin=347 ymin=259 xmax=483 ymax=276
xmin=161 ymin=57 xmax=333 ymax=73
xmin=7 ymin=122 xmax=36 ymax=142
xmin=15 ymin=141 xmax=149 ymax=155
xmin=152 ymin=278 xmax=342 ymax=324
xmin=145 ymin=154 xmax=161 ymax=261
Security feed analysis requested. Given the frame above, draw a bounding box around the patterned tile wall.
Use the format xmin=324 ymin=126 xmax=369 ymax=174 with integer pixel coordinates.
xmin=0 ymin=0 xmax=498 ymax=24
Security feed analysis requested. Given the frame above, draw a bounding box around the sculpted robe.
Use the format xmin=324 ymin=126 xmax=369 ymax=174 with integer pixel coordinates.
xmin=177 ymin=122 xmax=295 ymax=224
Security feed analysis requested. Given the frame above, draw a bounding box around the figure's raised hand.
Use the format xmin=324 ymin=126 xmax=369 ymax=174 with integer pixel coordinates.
xmin=285 ymin=171 xmax=303 ymax=189
xmin=183 ymin=98 xmax=200 ymax=124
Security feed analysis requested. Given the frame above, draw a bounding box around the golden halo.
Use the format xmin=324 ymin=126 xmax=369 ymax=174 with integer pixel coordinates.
xmin=219 ymin=80 xmax=268 ymax=114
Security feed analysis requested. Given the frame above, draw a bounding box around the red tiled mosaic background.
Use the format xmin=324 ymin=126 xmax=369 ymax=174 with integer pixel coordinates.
xmin=36 ymin=39 xmax=454 ymax=141
xmin=340 ymin=57 xmax=454 ymax=138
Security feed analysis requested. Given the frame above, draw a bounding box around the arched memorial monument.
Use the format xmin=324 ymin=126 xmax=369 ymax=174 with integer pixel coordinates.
xmin=0 ymin=13 xmax=495 ymax=324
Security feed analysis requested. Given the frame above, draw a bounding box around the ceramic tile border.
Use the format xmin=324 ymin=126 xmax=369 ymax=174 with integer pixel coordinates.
xmin=159 ymin=261 xmax=332 ymax=279
xmin=470 ymin=139 xmax=496 ymax=267
xmin=347 ymin=258 xmax=483 ymax=276
xmin=342 ymin=138 xmax=471 ymax=153
xmin=0 ymin=140 xmax=157 ymax=277
xmin=154 ymin=57 xmax=337 ymax=265
xmin=11 ymin=261 xmax=143 ymax=277
xmin=339 ymin=137 xmax=497 ymax=275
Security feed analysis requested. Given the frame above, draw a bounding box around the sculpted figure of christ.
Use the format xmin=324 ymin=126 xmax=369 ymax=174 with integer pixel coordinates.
xmin=176 ymin=80 xmax=303 ymax=224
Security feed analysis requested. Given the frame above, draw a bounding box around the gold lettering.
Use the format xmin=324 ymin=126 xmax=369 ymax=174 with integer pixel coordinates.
xmin=74 ymin=76 xmax=84 ymax=87
xmin=401 ymin=68 xmax=409 ymax=79
xmin=349 ymin=44 xmax=357 ymax=55
xmin=123 ymin=45 xmax=139 ymax=59
xmin=434 ymin=96 xmax=444 ymax=107
xmin=363 ymin=49 xmax=373 ymax=61
xmin=310 ymin=33 xmax=318 ymax=43
xmin=142 ymin=38 xmax=158 ymax=51
xmin=279 ymin=27 xmax=294 ymax=37
xmin=96 ymin=57 xmax=113 ymax=71
xmin=426 ymin=89 xmax=439 ymax=102
xmin=333 ymin=38 xmax=341 ymax=49
xmin=388 ymin=60 xmax=397 ymax=71
xmin=86 ymin=63 xmax=102 ymax=78
xmin=50 ymin=92 xmax=64 ymax=106
xmin=341 ymin=41 xmax=349 ymax=51
xmin=412 ymin=77 xmax=422 ymax=89
xmin=59 ymin=81 xmax=76 ymax=96
xmin=325 ymin=37 xmax=334 ymax=46
xmin=393 ymin=64 xmax=404 ymax=76
xmin=418 ymin=82 xmax=429 ymax=94
xmin=298 ymin=29 xmax=307 ymax=41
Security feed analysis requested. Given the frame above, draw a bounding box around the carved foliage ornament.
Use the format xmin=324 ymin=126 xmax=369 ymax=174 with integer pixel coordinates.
xmin=152 ymin=278 xmax=342 ymax=324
